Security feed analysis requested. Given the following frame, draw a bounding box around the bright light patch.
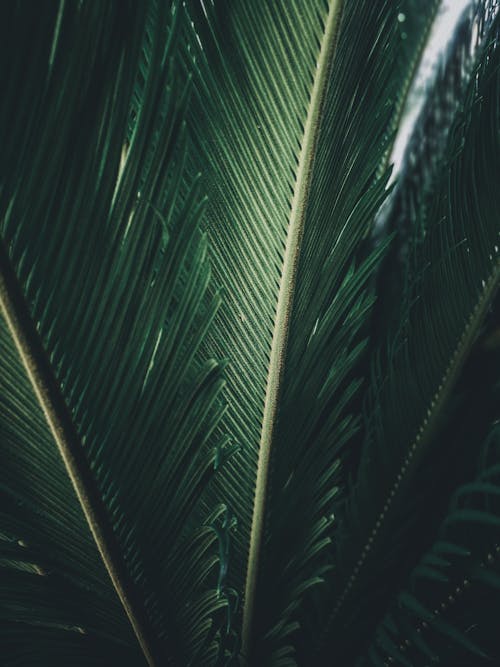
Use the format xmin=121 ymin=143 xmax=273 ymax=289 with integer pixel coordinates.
xmin=390 ymin=0 xmax=472 ymax=178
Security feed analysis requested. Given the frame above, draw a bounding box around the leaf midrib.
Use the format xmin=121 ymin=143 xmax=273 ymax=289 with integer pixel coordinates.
xmin=326 ymin=258 xmax=500 ymax=629
xmin=0 ymin=239 xmax=162 ymax=667
xmin=383 ymin=537 xmax=500 ymax=661
xmin=241 ymin=0 xmax=344 ymax=658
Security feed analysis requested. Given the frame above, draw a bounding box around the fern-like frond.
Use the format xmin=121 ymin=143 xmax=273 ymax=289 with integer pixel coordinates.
xmin=2 ymin=2 xmax=499 ymax=665
xmin=363 ymin=418 xmax=500 ymax=666
xmin=0 ymin=317 xmax=141 ymax=665
xmin=321 ymin=4 xmax=500 ymax=663
xmin=1 ymin=2 xmax=232 ymax=664
xmin=179 ymin=2 xmax=442 ymax=663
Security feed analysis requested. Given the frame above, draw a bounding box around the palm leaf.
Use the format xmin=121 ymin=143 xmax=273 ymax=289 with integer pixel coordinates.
xmin=319 ymin=2 xmax=500 ymax=662
xmin=0 ymin=315 xmax=141 ymax=664
xmin=1 ymin=1 xmax=500 ymax=666
xmin=180 ymin=1 xmax=440 ymax=662
xmin=364 ymin=420 xmax=500 ymax=666
xmin=1 ymin=2 xmax=230 ymax=664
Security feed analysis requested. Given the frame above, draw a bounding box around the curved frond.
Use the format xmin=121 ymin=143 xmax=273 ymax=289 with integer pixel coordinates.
xmin=322 ymin=5 xmax=500 ymax=662
xmin=363 ymin=420 xmax=500 ymax=666
xmin=1 ymin=2 xmax=232 ymax=664
xmin=0 ymin=317 xmax=141 ymax=665
xmin=176 ymin=0 xmax=442 ymax=662
xmin=2 ymin=1 xmax=499 ymax=665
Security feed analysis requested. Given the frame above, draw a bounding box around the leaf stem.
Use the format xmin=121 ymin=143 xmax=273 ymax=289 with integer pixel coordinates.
xmin=240 ymin=0 xmax=343 ymax=659
xmin=326 ymin=259 xmax=500 ymax=627
xmin=0 ymin=240 xmax=163 ymax=667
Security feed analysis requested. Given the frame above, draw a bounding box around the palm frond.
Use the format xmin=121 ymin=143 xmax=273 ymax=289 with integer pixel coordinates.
xmin=2 ymin=1 xmax=500 ymax=666
xmin=0 ymin=316 xmax=141 ymax=664
xmin=1 ymin=2 xmax=232 ymax=664
xmin=364 ymin=418 xmax=500 ymax=666
xmin=180 ymin=1 xmax=441 ymax=662
xmin=320 ymin=4 xmax=500 ymax=662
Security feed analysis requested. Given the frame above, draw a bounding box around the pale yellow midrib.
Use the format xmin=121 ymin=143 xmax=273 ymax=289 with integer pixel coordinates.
xmin=0 ymin=254 xmax=161 ymax=667
xmin=328 ymin=258 xmax=500 ymax=623
xmin=241 ymin=1 xmax=343 ymax=659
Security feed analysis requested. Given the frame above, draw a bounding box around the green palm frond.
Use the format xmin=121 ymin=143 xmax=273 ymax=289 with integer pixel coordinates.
xmin=321 ymin=3 xmax=500 ymax=663
xmin=180 ymin=2 xmax=439 ymax=661
xmin=0 ymin=315 xmax=141 ymax=665
xmin=1 ymin=1 xmax=500 ymax=666
xmin=364 ymin=420 xmax=500 ymax=666
xmin=1 ymin=2 xmax=229 ymax=664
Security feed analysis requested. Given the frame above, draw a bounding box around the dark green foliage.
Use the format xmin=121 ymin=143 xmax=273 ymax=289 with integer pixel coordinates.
xmin=0 ymin=1 xmax=499 ymax=666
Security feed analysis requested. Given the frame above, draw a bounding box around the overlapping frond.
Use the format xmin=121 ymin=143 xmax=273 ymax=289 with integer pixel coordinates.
xmin=0 ymin=317 xmax=141 ymax=665
xmin=322 ymin=4 xmax=500 ymax=662
xmin=179 ymin=1 xmax=442 ymax=663
xmin=181 ymin=3 xmax=335 ymax=598
xmin=2 ymin=1 xmax=499 ymax=665
xmin=0 ymin=2 xmax=233 ymax=664
xmin=363 ymin=416 xmax=500 ymax=666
